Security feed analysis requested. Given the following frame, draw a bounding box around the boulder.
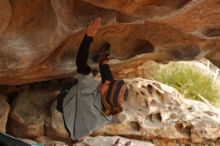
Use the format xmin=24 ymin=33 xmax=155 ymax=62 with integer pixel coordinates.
xmin=93 ymin=78 xmax=220 ymax=144
xmin=35 ymin=136 xmax=69 ymax=146
xmin=73 ymin=136 xmax=154 ymax=146
xmin=39 ymin=74 xmax=220 ymax=144
xmin=45 ymin=100 xmax=71 ymax=141
xmin=0 ymin=94 xmax=10 ymax=133
xmin=8 ymin=89 xmax=56 ymax=138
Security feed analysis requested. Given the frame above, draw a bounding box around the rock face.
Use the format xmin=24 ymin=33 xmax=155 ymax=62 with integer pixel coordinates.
xmin=45 ymin=101 xmax=70 ymax=141
xmin=0 ymin=0 xmax=220 ymax=84
xmin=93 ymin=78 xmax=220 ymax=143
xmin=8 ymin=88 xmax=56 ymax=138
xmin=0 ymin=74 xmax=220 ymax=145
xmin=73 ymin=136 xmax=154 ymax=146
xmin=0 ymin=94 xmax=10 ymax=133
xmin=35 ymin=136 xmax=69 ymax=146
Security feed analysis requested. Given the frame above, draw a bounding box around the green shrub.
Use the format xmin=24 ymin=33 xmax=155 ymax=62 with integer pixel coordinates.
xmin=152 ymin=62 xmax=220 ymax=106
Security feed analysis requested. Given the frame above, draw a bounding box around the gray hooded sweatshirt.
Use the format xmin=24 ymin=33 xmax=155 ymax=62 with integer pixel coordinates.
xmin=63 ymin=73 xmax=112 ymax=140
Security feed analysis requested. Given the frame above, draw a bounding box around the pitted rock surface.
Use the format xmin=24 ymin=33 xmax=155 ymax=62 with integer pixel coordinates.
xmin=2 ymin=69 xmax=220 ymax=144
xmin=93 ymin=78 xmax=220 ymax=143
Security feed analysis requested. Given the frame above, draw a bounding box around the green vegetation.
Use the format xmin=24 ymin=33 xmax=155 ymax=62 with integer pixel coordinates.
xmin=152 ymin=62 xmax=220 ymax=106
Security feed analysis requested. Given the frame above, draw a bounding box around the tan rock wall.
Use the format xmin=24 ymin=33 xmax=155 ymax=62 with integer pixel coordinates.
xmin=8 ymin=89 xmax=56 ymax=138
xmin=93 ymin=78 xmax=220 ymax=144
xmin=0 ymin=0 xmax=220 ymax=84
xmin=0 ymin=94 xmax=10 ymax=133
xmin=0 ymin=60 xmax=219 ymax=145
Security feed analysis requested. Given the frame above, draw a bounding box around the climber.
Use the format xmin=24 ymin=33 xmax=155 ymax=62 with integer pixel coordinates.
xmin=56 ymin=18 xmax=129 ymax=144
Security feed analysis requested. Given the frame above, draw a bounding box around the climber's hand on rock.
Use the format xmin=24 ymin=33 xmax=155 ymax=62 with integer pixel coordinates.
xmin=86 ymin=17 xmax=101 ymax=37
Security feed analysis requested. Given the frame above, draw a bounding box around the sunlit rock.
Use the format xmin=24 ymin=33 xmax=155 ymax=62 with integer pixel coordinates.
xmin=73 ymin=136 xmax=154 ymax=146
xmin=93 ymin=78 xmax=220 ymax=143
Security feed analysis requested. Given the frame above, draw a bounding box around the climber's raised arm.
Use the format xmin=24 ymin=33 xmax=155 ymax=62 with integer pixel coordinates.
xmin=76 ymin=18 xmax=101 ymax=75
